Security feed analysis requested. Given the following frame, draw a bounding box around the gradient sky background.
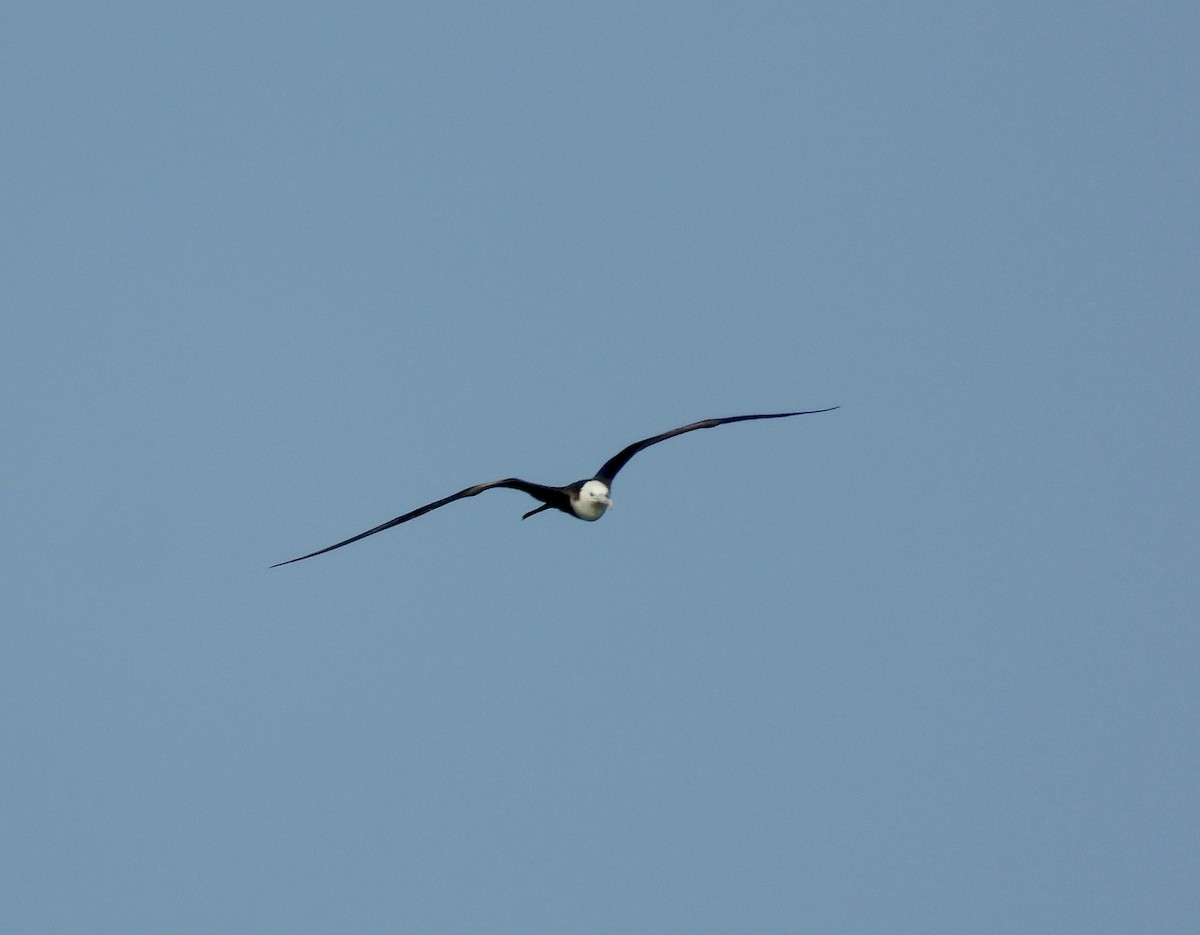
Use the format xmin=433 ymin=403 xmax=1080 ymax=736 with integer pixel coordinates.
xmin=4 ymin=3 xmax=1197 ymax=932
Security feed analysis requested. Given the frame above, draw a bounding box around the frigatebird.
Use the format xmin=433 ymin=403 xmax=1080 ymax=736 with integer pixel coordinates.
xmin=272 ymin=407 xmax=838 ymax=567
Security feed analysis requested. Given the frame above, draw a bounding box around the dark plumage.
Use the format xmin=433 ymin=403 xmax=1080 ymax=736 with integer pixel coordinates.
xmin=271 ymin=407 xmax=838 ymax=567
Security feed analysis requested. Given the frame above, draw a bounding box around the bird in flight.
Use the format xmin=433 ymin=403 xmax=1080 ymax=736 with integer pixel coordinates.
xmin=271 ymin=407 xmax=838 ymax=567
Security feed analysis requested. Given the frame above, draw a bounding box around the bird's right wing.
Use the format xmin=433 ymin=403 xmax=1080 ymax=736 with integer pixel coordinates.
xmin=593 ymin=408 xmax=839 ymax=485
xmin=271 ymin=478 xmax=563 ymax=567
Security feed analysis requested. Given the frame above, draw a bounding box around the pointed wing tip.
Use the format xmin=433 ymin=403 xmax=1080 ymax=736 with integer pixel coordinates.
xmin=270 ymin=550 xmax=327 ymax=568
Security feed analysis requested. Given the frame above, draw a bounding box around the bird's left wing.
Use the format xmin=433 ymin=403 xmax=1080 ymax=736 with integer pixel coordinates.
xmin=271 ymin=478 xmax=561 ymax=567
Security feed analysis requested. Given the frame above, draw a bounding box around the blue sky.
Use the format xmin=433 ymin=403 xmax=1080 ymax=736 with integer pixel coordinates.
xmin=3 ymin=2 xmax=1197 ymax=932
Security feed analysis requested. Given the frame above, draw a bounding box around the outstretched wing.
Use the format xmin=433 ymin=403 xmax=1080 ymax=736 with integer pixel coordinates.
xmin=271 ymin=478 xmax=564 ymax=567
xmin=593 ymin=408 xmax=839 ymax=485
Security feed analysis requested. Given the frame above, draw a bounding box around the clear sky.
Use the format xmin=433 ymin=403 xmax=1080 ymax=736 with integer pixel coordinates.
xmin=4 ymin=2 xmax=1196 ymax=932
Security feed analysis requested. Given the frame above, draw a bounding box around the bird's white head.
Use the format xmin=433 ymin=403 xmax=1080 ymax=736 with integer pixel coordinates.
xmin=573 ymin=479 xmax=613 ymax=521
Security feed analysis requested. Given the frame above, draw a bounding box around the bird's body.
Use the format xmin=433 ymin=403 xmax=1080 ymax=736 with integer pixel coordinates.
xmin=272 ymin=408 xmax=837 ymax=567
